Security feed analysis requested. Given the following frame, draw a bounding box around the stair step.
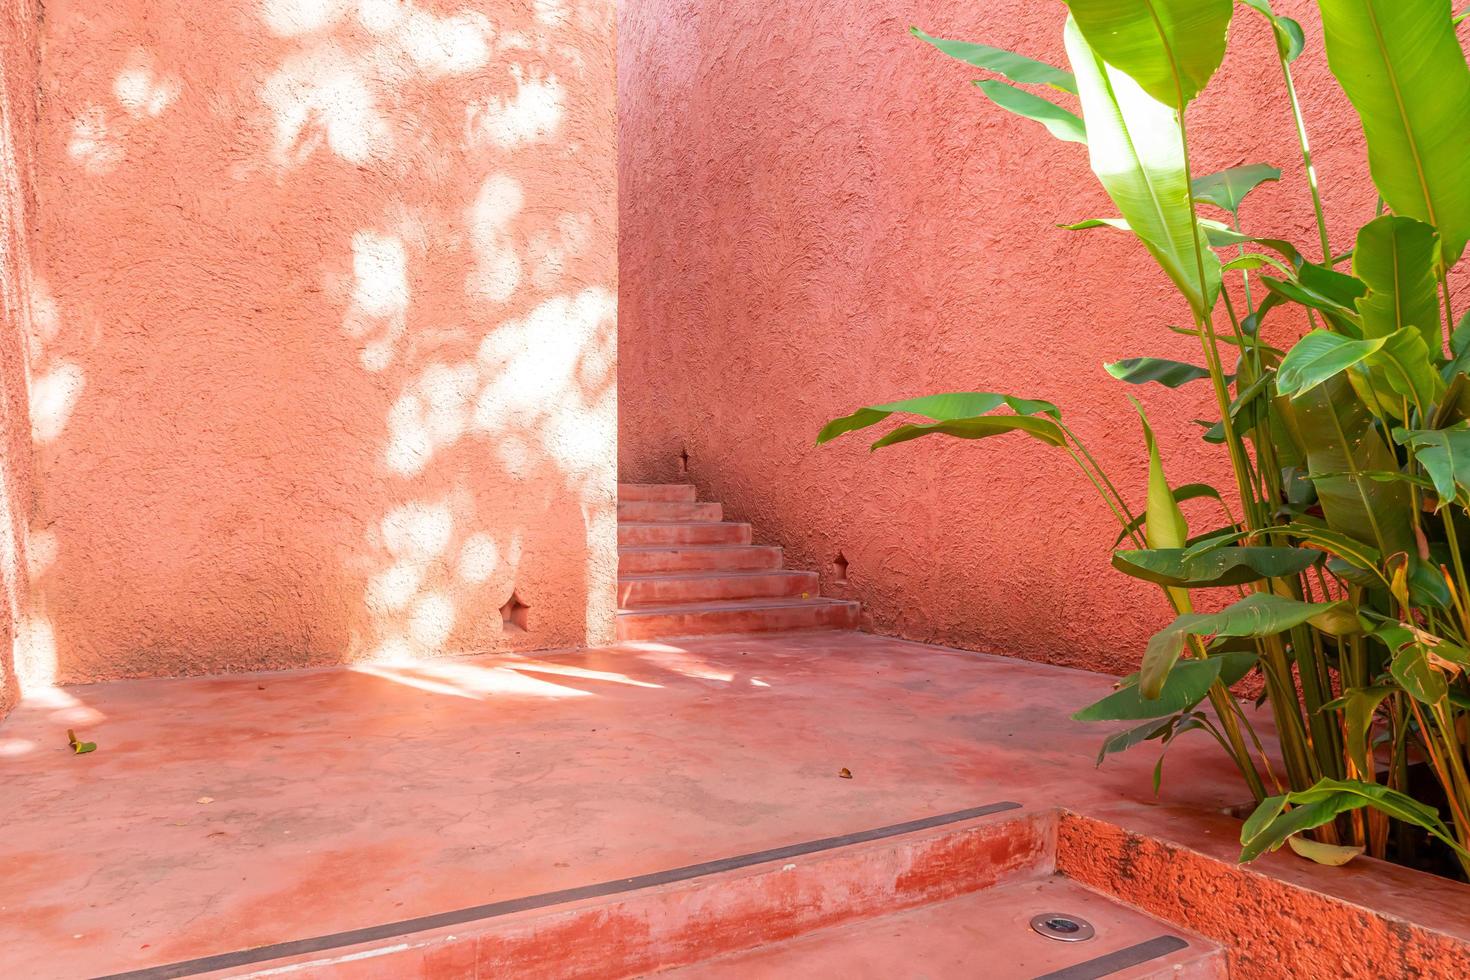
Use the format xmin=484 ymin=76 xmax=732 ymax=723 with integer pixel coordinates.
xmin=619 ymin=570 xmax=819 ymax=607
xmin=619 ymin=522 xmax=753 ymax=547
xmin=618 ymin=483 xmax=698 ymax=502
xmin=619 ymin=544 xmax=784 ymax=575
xmin=616 ymin=596 xmax=860 ymax=641
xmin=618 ymin=500 xmax=723 ymax=523
xmin=661 ymin=874 xmax=1224 ymax=979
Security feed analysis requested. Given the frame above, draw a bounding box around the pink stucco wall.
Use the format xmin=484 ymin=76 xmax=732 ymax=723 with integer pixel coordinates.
xmin=21 ymin=0 xmax=617 ymax=686
xmin=616 ymin=1 xmax=1387 ymax=675
xmin=0 ymin=0 xmax=40 ymax=714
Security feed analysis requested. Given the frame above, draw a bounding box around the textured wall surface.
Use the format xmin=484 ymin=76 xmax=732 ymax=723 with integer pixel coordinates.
xmin=618 ymin=1 xmax=1403 ymax=675
xmin=27 ymin=0 xmax=617 ymax=684
xmin=0 ymin=0 xmax=40 ymax=715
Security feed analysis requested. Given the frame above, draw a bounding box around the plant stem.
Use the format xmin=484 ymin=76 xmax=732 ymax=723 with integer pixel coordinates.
xmin=1275 ymin=51 xmax=1332 ymax=265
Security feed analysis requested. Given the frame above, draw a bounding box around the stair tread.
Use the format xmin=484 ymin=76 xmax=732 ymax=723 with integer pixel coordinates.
xmin=618 ymin=596 xmax=856 ymax=616
xmin=619 ymin=521 xmax=751 ymax=529
xmin=619 ymin=569 xmax=812 ymax=583
xmin=661 ymin=873 xmax=1223 ymax=979
xmin=619 ymin=543 xmax=768 ymax=552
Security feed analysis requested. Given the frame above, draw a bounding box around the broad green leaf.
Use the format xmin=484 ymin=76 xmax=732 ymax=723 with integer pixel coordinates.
xmin=911 ymin=26 xmax=1079 ymax=93
xmin=1112 ymin=546 xmax=1323 ymax=588
xmin=871 ymin=415 xmax=1068 ymax=450
xmin=1395 ymin=425 xmax=1470 ymax=505
xmin=1074 ymin=656 xmax=1227 ymax=721
xmin=1353 ymin=215 xmax=1442 ymax=350
xmin=1095 ymin=716 xmax=1172 ymax=765
xmin=1104 ymin=357 xmax=1217 ymax=387
xmin=1242 ymin=778 xmax=1468 ymax=863
xmin=1132 ymin=400 xmax=1188 ymax=550
xmin=1139 ymin=594 xmax=1332 ymax=699
xmin=1285 ymin=375 xmax=1416 ymax=556
xmin=1322 ymin=685 xmax=1394 ymax=777
xmin=1063 ymin=17 xmax=1221 ymax=319
xmin=1375 ymin=624 xmax=1453 ymax=704
xmin=1242 ymin=0 xmax=1307 ymax=62
xmin=1199 ymin=225 xmax=1305 ymax=269
xmin=1287 ymin=835 xmax=1365 ymax=866
xmin=1368 ymin=327 xmax=1446 ymax=413
xmin=1065 ymin=0 xmax=1233 ymax=106
xmin=1113 ymin=483 xmax=1223 ymax=547
xmin=66 ymin=729 xmax=97 ymax=755
xmin=1442 ymin=310 xmax=1470 ymax=381
xmin=976 ymin=80 xmax=1089 ymax=145
xmin=1192 ymin=164 xmax=1282 ymax=216
xmin=1276 ymin=330 xmax=1385 ymax=396
xmin=817 ymin=392 xmax=1060 ymax=445
xmin=1318 ymin=0 xmax=1470 ymax=263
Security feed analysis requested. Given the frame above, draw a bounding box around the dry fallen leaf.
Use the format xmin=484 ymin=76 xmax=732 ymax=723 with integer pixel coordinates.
xmin=196 ymin=796 xmax=215 ymax=805
xmin=838 ymin=767 xmax=853 ymax=779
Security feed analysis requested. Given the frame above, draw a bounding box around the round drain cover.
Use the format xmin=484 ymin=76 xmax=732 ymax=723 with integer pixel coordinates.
xmin=1030 ymin=912 xmax=1096 ymax=942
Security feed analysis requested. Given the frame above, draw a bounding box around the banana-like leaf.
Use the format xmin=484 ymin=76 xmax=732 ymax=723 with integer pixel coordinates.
xmin=976 ymin=80 xmax=1088 ymax=144
xmin=1139 ymin=593 xmax=1333 ymax=699
xmin=871 ymin=415 xmax=1068 ymax=450
xmin=1282 ymin=375 xmax=1416 ymax=557
xmin=1198 ymin=224 xmax=1305 ymax=269
xmin=1132 ymin=399 xmax=1188 ymax=550
xmin=1095 ymin=716 xmax=1174 ymax=764
xmin=1322 ymin=685 xmax=1395 ymax=778
xmin=1318 ymin=0 xmax=1470 ymax=264
xmin=911 ymin=26 xmax=1079 ymax=93
xmin=1242 ymin=0 xmax=1307 ymax=62
xmin=1113 ymin=483 xmax=1224 ymax=546
xmin=1276 ymin=331 xmax=1386 ymax=396
xmin=1065 ymin=0 xmax=1233 ymax=107
xmin=1288 ymin=835 xmax=1365 ymax=866
xmin=1367 ymin=327 xmax=1446 ymax=413
xmin=1277 ymin=328 xmax=1443 ymax=411
xmin=1192 ymin=164 xmax=1282 ymax=216
xmin=1241 ymin=778 xmax=1468 ymax=863
xmin=817 ymin=392 xmax=1060 ymax=445
xmin=1395 ymin=425 xmax=1470 ymax=505
xmin=1063 ymin=17 xmax=1221 ymax=319
xmin=1104 ymin=357 xmax=1219 ymax=387
xmin=1074 ymin=652 xmax=1255 ymax=721
xmin=1353 ymin=215 xmax=1442 ymax=350
xmin=1262 ymin=261 xmax=1368 ymax=325
xmin=1113 ymin=546 xmax=1324 ymax=588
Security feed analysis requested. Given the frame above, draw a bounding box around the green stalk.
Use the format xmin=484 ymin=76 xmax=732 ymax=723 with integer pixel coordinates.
xmin=1274 ymin=45 xmax=1333 ymax=265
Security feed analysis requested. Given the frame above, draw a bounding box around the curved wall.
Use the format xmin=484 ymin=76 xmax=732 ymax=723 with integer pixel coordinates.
xmin=617 ymin=1 xmax=1403 ymax=674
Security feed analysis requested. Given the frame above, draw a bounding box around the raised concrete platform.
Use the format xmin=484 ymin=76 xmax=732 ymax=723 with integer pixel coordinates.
xmin=2 ymin=632 xmax=1467 ymax=977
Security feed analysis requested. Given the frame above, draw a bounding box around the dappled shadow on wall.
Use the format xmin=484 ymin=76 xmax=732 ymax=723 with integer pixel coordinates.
xmin=20 ymin=0 xmax=618 ymax=690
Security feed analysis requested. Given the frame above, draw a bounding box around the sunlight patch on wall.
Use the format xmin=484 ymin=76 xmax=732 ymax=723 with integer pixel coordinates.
xmin=342 ymin=230 xmax=410 ymax=371
xmin=467 ymin=67 xmax=563 ymax=149
xmin=260 ymin=0 xmax=495 ymax=167
xmin=466 ymin=173 xmax=523 ymax=304
xmin=68 ymin=107 xmax=124 ymax=174
xmin=29 ymin=362 xmax=84 ymax=444
xmin=114 ymin=55 xmax=181 ymax=118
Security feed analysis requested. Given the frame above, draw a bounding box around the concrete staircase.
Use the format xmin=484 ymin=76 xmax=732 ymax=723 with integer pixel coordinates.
xmin=617 ymin=483 xmax=860 ymax=642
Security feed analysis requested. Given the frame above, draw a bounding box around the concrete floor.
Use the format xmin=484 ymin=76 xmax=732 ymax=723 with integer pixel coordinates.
xmin=0 ymin=631 xmax=1253 ymax=977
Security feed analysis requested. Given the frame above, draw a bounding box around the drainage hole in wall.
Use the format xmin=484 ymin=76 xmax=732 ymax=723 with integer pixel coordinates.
xmin=500 ymin=591 xmax=530 ymax=633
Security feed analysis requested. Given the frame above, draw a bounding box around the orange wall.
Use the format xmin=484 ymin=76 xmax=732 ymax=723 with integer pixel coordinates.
xmin=0 ymin=0 xmax=39 ymax=712
xmin=617 ymin=1 xmax=1388 ymax=675
xmin=23 ymin=0 xmax=617 ymax=685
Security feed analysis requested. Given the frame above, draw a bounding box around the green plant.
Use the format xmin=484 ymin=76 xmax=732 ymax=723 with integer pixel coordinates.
xmin=822 ymin=0 xmax=1470 ymax=876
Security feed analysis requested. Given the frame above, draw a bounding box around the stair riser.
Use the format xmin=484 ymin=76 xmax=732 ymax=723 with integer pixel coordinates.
xmin=616 ymin=601 xmax=859 ymax=642
xmin=618 ymin=501 xmax=723 ymax=523
xmin=619 ymin=572 xmax=819 ymax=607
xmin=618 ymin=484 xmax=698 ymax=502
xmin=619 ymin=523 xmax=752 ymax=547
xmin=237 ymin=810 xmax=1052 ymax=979
xmin=619 ymin=546 xmax=783 ymax=575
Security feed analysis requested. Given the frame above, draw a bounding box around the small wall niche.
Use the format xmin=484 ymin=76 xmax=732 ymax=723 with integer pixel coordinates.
xmin=830 ymin=552 xmax=849 ymax=586
xmin=500 ymin=590 xmax=530 ymax=633
xmin=678 ymin=447 xmax=690 ymax=474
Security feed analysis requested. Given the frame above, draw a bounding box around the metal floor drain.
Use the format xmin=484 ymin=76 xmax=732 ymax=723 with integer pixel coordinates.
xmin=1030 ymin=912 xmax=1096 ymax=942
